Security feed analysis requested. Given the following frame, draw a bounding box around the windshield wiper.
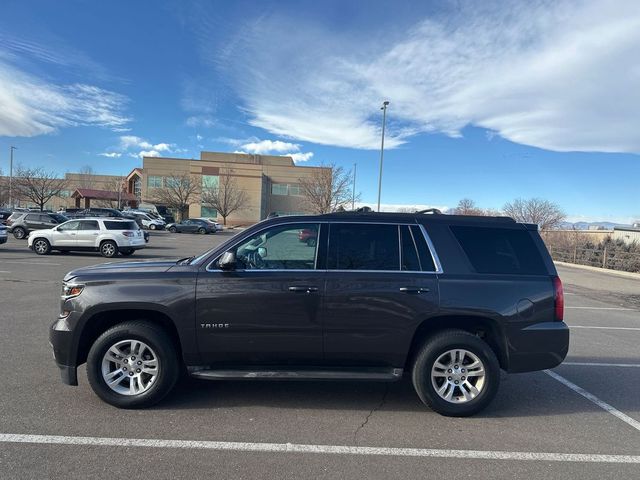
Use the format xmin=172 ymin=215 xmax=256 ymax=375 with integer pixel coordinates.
xmin=176 ymin=256 xmax=195 ymax=265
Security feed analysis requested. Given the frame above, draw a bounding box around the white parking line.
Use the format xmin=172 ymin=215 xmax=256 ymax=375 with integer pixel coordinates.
xmin=570 ymin=326 xmax=640 ymax=331
xmin=566 ymin=307 xmax=635 ymax=311
xmin=563 ymin=362 xmax=640 ymax=368
xmin=0 ymin=433 xmax=639 ymax=464
xmin=544 ymin=370 xmax=640 ymax=433
xmin=3 ymin=261 xmax=61 ymax=266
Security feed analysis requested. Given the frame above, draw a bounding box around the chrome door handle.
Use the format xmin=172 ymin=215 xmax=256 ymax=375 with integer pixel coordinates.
xmin=399 ymin=287 xmax=430 ymax=294
xmin=288 ymin=286 xmax=319 ymax=293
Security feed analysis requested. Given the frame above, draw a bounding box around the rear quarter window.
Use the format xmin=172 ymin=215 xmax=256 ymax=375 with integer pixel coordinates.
xmin=104 ymin=221 xmax=138 ymax=230
xmin=450 ymin=226 xmax=547 ymax=275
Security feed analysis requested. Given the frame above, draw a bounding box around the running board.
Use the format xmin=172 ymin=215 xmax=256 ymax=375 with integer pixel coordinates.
xmin=188 ymin=367 xmax=403 ymax=381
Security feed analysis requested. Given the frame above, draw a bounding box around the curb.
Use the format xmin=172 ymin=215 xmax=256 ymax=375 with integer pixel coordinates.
xmin=554 ymin=261 xmax=640 ymax=280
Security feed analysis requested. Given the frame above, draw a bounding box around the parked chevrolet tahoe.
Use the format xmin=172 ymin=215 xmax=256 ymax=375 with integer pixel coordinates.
xmin=50 ymin=211 xmax=569 ymax=416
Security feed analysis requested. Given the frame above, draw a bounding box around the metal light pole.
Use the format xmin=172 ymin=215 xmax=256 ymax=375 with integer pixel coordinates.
xmin=9 ymin=146 xmax=16 ymax=208
xmin=351 ymin=163 xmax=357 ymax=210
xmin=376 ymin=101 xmax=389 ymax=212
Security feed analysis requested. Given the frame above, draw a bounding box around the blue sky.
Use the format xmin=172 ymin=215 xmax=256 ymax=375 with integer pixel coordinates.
xmin=1 ymin=0 xmax=638 ymax=223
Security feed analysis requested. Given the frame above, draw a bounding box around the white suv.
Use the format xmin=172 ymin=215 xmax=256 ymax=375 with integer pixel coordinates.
xmin=28 ymin=218 xmax=146 ymax=258
xmin=129 ymin=211 xmax=165 ymax=230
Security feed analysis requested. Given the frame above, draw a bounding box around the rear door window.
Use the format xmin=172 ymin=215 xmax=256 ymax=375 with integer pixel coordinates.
xmin=328 ymin=223 xmax=400 ymax=271
xmin=451 ymin=226 xmax=547 ymax=275
xmin=410 ymin=225 xmax=437 ymax=272
xmin=79 ymin=220 xmax=100 ymax=230
xmin=400 ymin=226 xmax=421 ymax=271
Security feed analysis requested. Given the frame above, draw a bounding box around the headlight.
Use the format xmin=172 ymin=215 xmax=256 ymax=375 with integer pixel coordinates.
xmin=62 ymin=283 xmax=84 ymax=299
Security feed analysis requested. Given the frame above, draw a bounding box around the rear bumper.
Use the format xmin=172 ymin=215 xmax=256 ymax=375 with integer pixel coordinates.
xmin=506 ymin=321 xmax=570 ymax=373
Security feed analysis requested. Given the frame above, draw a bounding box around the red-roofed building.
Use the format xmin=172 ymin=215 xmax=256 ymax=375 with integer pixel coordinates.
xmin=71 ymin=188 xmax=138 ymax=209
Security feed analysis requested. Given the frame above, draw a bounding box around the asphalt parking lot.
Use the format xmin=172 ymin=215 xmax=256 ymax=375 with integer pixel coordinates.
xmin=0 ymin=231 xmax=639 ymax=479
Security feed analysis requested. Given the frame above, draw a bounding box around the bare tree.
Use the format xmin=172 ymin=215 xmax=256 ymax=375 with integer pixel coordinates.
xmin=201 ymin=169 xmax=248 ymax=225
xmin=299 ymin=164 xmax=355 ymax=214
xmin=503 ymin=197 xmax=565 ymax=230
xmin=93 ymin=177 xmax=127 ymax=209
xmin=150 ymin=173 xmax=199 ymax=221
xmin=0 ymin=168 xmax=8 ymax=206
xmin=13 ymin=166 xmax=69 ymax=211
xmin=453 ymin=198 xmax=485 ymax=215
xmin=77 ymin=165 xmax=96 ymax=188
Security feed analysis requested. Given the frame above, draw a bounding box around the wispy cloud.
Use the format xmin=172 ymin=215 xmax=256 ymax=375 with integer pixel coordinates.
xmin=0 ymin=38 xmax=129 ymax=137
xmin=98 ymin=152 xmax=122 ymax=158
xmin=210 ymin=1 xmax=640 ymax=153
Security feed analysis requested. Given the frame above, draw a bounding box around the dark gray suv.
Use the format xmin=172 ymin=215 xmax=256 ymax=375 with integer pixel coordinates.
xmin=7 ymin=212 xmax=68 ymax=239
xmin=50 ymin=211 xmax=569 ymax=416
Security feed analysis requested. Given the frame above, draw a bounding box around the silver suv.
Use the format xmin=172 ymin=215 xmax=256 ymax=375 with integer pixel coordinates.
xmin=28 ymin=218 xmax=146 ymax=257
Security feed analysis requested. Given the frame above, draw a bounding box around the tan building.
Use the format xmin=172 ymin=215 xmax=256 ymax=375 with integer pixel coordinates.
xmin=130 ymin=151 xmax=328 ymax=224
xmin=2 ymin=152 xmax=328 ymax=224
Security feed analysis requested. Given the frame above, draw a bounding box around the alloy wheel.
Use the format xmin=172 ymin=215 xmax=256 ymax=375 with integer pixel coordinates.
xmin=101 ymin=339 xmax=159 ymax=396
xmin=430 ymin=349 xmax=486 ymax=403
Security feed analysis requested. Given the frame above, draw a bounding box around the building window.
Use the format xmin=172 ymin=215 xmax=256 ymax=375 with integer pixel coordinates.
xmin=271 ymin=184 xmax=288 ymax=195
xmin=202 ymin=175 xmax=219 ymax=190
xmin=201 ymin=206 xmax=218 ymax=218
xmin=288 ymin=184 xmax=301 ymax=196
xmin=147 ymin=176 xmax=163 ymax=188
xmin=58 ymin=190 xmax=71 ymax=198
xmin=133 ymin=178 xmax=141 ymax=197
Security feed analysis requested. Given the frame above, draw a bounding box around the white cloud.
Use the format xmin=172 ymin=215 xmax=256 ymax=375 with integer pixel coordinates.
xmin=98 ymin=152 xmax=122 ymax=158
xmin=215 ymin=1 xmax=640 ymax=153
xmin=240 ymin=139 xmax=300 ymax=154
xmin=186 ymin=115 xmax=217 ymax=128
xmin=118 ymin=135 xmax=177 ymax=158
xmin=0 ymin=48 xmax=129 ymax=137
xmin=288 ymin=152 xmax=313 ymax=163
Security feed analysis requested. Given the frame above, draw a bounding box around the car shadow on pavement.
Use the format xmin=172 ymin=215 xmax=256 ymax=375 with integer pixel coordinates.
xmin=155 ymin=365 xmax=639 ymax=419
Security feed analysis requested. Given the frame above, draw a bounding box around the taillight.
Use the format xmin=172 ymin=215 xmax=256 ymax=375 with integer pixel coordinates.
xmin=122 ymin=231 xmax=134 ymax=237
xmin=553 ymin=276 xmax=564 ymax=321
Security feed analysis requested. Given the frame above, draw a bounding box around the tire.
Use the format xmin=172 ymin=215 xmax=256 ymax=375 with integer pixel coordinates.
xmin=411 ymin=330 xmax=500 ymax=417
xmin=168 ymin=226 xmax=177 ymax=233
xmin=197 ymin=227 xmax=206 ymax=235
xmin=33 ymin=238 xmax=51 ymax=255
xmin=149 ymin=224 xmax=156 ymax=230
xmin=120 ymin=249 xmax=135 ymax=256
xmin=13 ymin=227 xmax=26 ymax=239
xmin=86 ymin=321 xmax=179 ymax=408
xmin=100 ymin=240 xmax=118 ymax=258
xmin=306 ymin=237 xmax=317 ymax=247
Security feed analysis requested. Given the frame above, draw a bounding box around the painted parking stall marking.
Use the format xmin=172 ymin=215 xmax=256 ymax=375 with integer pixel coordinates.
xmin=1 ymin=433 xmax=640 ymax=464
xmin=544 ymin=370 xmax=640 ymax=433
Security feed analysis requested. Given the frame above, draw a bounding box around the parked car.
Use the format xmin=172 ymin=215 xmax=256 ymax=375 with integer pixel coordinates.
xmin=0 ymin=223 xmax=7 ymax=244
xmin=28 ymin=218 xmax=145 ymax=257
xmin=166 ymin=218 xmax=216 ymax=234
xmin=196 ymin=218 xmax=223 ymax=231
xmin=50 ymin=211 xmax=569 ymax=415
xmin=128 ymin=212 xmax=165 ymax=230
xmin=0 ymin=209 xmax=12 ymax=225
xmin=6 ymin=212 xmax=68 ymax=239
xmin=298 ymin=227 xmax=317 ymax=246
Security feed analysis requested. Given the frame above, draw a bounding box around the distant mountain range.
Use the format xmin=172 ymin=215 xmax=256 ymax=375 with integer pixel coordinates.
xmin=559 ymin=221 xmax=629 ymax=230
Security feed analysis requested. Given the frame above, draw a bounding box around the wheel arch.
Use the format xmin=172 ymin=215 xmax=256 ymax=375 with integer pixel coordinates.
xmin=76 ymin=308 xmax=184 ymax=368
xmin=405 ymin=315 xmax=508 ymax=371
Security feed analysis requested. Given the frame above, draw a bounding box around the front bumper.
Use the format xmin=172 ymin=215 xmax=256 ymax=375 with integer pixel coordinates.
xmin=49 ymin=318 xmax=78 ymax=386
xmin=506 ymin=321 xmax=570 ymax=373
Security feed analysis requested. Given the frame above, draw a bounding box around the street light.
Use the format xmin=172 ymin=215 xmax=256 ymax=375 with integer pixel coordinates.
xmin=9 ymin=146 xmax=17 ymax=208
xmin=351 ymin=163 xmax=357 ymax=210
xmin=376 ymin=101 xmax=389 ymax=213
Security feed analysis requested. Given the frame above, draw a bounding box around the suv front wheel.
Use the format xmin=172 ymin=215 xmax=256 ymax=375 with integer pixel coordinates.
xmin=86 ymin=321 xmax=179 ymax=408
xmin=412 ymin=330 xmax=500 ymax=417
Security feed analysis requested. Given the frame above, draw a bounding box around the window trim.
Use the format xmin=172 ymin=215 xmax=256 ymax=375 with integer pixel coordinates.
xmin=205 ymin=220 xmax=443 ymax=274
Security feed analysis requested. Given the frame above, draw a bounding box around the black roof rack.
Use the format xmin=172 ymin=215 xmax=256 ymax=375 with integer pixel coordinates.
xmin=415 ymin=208 xmax=442 ymax=215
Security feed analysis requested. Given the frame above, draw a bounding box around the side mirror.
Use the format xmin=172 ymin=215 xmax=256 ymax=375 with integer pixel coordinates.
xmin=258 ymin=247 xmax=267 ymax=258
xmin=219 ymin=251 xmax=236 ymax=270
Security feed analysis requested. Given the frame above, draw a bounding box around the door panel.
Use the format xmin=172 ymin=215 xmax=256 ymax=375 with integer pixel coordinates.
xmin=51 ymin=220 xmax=80 ymax=247
xmin=196 ymin=222 xmax=324 ymax=365
xmin=323 ymin=272 xmax=438 ymax=367
xmin=75 ymin=220 xmax=100 ymax=248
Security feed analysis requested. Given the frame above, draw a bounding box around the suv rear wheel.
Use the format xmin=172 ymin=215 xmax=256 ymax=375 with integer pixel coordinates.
xmin=412 ymin=330 xmax=500 ymax=417
xmin=13 ymin=227 xmax=26 ymax=239
xmin=100 ymin=240 xmax=118 ymax=258
xmin=86 ymin=321 xmax=179 ymax=408
xmin=33 ymin=238 xmax=51 ymax=255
